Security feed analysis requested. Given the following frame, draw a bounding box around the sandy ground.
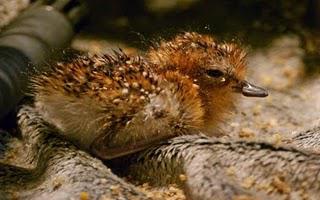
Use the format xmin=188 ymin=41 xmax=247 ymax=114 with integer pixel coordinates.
xmin=0 ymin=0 xmax=29 ymax=28
xmin=225 ymin=35 xmax=320 ymax=140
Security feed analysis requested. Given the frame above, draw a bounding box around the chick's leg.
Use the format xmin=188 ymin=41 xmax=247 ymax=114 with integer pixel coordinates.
xmin=0 ymin=105 xmax=150 ymax=200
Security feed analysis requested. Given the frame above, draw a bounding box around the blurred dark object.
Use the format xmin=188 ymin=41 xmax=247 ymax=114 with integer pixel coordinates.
xmin=0 ymin=0 xmax=87 ymax=120
xmin=80 ymin=0 xmax=320 ymax=76
xmin=81 ymin=0 xmax=318 ymax=46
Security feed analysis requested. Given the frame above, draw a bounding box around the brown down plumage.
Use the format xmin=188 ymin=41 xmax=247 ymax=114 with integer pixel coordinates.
xmin=31 ymin=32 xmax=268 ymax=159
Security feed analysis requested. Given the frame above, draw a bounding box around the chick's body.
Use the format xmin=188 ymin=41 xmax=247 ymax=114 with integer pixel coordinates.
xmin=33 ymin=51 xmax=203 ymax=158
xmin=32 ymin=32 xmax=267 ymax=159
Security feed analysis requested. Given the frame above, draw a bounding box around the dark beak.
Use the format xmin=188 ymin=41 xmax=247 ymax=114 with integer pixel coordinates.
xmin=234 ymin=80 xmax=268 ymax=97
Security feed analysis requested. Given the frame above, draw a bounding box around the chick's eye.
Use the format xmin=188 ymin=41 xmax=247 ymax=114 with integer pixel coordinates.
xmin=206 ymin=69 xmax=224 ymax=78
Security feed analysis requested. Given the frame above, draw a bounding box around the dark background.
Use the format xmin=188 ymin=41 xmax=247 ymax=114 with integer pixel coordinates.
xmin=76 ymin=0 xmax=320 ymax=73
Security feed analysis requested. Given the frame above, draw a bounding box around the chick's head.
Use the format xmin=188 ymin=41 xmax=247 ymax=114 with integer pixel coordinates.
xmin=148 ymin=32 xmax=268 ymax=127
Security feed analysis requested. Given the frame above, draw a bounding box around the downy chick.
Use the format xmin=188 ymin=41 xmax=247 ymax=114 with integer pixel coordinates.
xmin=31 ymin=32 xmax=268 ymax=159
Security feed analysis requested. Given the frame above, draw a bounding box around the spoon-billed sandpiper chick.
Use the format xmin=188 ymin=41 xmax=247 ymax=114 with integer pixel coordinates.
xmin=31 ymin=32 xmax=268 ymax=159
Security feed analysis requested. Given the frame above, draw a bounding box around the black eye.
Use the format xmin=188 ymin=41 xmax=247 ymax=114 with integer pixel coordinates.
xmin=206 ymin=69 xmax=224 ymax=78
